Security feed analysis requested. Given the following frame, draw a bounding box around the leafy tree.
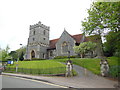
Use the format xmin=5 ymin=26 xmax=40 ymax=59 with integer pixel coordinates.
xmin=16 ymin=46 xmax=26 ymax=61
xmin=82 ymin=2 xmax=120 ymax=58
xmin=74 ymin=46 xmax=84 ymax=58
xmin=9 ymin=51 xmax=18 ymax=61
xmin=74 ymin=41 xmax=96 ymax=58
xmin=104 ymin=31 xmax=120 ymax=57
xmin=0 ymin=45 xmax=10 ymax=62
xmin=19 ymin=52 xmax=24 ymax=61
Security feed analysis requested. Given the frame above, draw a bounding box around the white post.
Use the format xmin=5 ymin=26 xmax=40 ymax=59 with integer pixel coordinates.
xmin=84 ymin=68 xmax=87 ymax=76
xmin=16 ymin=61 xmax=18 ymax=73
xmin=16 ymin=66 xmax=18 ymax=73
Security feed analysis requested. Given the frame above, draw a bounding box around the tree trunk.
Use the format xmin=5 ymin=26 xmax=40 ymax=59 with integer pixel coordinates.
xmin=90 ymin=51 xmax=93 ymax=58
xmin=95 ymin=35 xmax=104 ymax=58
xmin=80 ymin=54 xmax=84 ymax=58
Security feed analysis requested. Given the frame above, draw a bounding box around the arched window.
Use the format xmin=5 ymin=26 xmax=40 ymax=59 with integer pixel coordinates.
xmin=62 ymin=41 xmax=68 ymax=53
xmin=43 ymin=53 xmax=45 ymax=59
xmin=33 ymin=31 xmax=35 ymax=35
xmin=43 ymin=30 xmax=45 ymax=35
xmin=33 ymin=38 xmax=35 ymax=41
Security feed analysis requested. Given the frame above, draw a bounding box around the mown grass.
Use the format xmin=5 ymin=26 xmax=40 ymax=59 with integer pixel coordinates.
xmin=5 ymin=60 xmax=66 ymax=75
xmin=54 ymin=58 xmax=101 ymax=74
xmin=53 ymin=57 xmax=120 ymax=76
xmin=5 ymin=60 xmax=77 ymax=75
xmin=107 ymin=57 xmax=119 ymax=66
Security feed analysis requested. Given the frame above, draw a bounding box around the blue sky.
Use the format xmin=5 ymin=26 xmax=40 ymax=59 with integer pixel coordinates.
xmin=0 ymin=0 xmax=93 ymax=51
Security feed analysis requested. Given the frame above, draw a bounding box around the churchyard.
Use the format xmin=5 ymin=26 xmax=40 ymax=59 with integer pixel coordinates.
xmin=54 ymin=57 xmax=119 ymax=78
xmin=4 ymin=56 xmax=119 ymax=78
xmin=4 ymin=60 xmax=77 ymax=76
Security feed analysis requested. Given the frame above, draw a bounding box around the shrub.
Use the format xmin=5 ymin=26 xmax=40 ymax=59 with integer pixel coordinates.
xmin=24 ymin=59 xmax=31 ymax=61
xmin=32 ymin=58 xmax=40 ymax=60
xmin=32 ymin=58 xmax=46 ymax=61
xmin=24 ymin=58 xmax=46 ymax=61
xmin=54 ymin=56 xmax=68 ymax=59
xmin=70 ymin=56 xmax=77 ymax=58
xmin=54 ymin=55 xmax=77 ymax=59
xmin=114 ymin=50 xmax=120 ymax=57
xmin=109 ymin=65 xmax=120 ymax=78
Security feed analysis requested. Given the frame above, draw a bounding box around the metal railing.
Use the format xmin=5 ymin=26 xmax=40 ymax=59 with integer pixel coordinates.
xmin=4 ymin=67 xmax=66 ymax=75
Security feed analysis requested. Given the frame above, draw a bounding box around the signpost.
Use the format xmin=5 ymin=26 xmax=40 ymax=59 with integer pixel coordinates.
xmin=16 ymin=60 xmax=18 ymax=73
xmin=68 ymin=51 xmax=70 ymax=60
xmin=11 ymin=61 xmax=13 ymax=64
xmin=7 ymin=61 xmax=11 ymax=64
xmin=15 ymin=44 xmax=22 ymax=73
xmin=7 ymin=61 xmax=14 ymax=65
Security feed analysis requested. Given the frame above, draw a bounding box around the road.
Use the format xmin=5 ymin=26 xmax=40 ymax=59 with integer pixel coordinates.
xmin=2 ymin=75 xmax=66 ymax=88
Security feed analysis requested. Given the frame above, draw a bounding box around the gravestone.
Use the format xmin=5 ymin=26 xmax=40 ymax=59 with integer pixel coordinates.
xmin=66 ymin=60 xmax=73 ymax=77
xmin=100 ymin=59 xmax=109 ymax=77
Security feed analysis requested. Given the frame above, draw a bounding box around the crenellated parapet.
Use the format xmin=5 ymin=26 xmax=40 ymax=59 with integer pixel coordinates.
xmin=30 ymin=21 xmax=50 ymax=30
xmin=28 ymin=42 xmax=49 ymax=47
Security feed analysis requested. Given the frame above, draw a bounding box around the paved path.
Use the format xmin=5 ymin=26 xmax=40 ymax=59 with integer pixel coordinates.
xmin=2 ymin=64 xmax=119 ymax=88
xmin=73 ymin=64 xmax=99 ymax=78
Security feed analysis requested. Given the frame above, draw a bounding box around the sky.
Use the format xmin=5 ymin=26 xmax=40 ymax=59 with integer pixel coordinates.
xmin=0 ymin=0 xmax=93 ymax=51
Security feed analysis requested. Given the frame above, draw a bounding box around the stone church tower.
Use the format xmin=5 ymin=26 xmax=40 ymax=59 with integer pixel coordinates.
xmin=25 ymin=21 xmax=50 ymax=59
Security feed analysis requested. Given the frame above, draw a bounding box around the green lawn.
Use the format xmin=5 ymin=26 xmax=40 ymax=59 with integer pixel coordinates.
xmin=5 ymin=60 xmax=77 ymax=75
xmin=54 ymin=58 xmax=101 ymax=74
xmin=53 ymin=57 xmax=120 ymax=76
xmin=16 ymin=60 xmax=65 ymax=69
xmin=5 ymin=60 xmax=67 ymax=75
xmin=107 ymin=57 xmax=119 ymax=66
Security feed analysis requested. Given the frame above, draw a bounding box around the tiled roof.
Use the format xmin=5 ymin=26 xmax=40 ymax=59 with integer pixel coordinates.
xmin=84 ymin=37 xmax=90 ymax=42
xmin=48 ymin=38 xmax=59 ymax=50
xmin=48 ymin=34 xmax=84 ymax=50
xmin=72 ymin=34 xmax=83 ymax=43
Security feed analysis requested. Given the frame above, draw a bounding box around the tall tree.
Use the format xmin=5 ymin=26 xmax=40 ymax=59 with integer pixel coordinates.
xmin=82 ymin=2 xmax=120 ymax=58
xmin=0 ymin=45 xmax=10 ymax=61
xmin=16 ymin=46 xmax=26 ymax=61
xmin=19 ymin=52 xmax=24 ymax=61
xmin=9 ymin=51 xmax=18 ymax=61
xmin=104 ymin=31 xmax=120 ymax=57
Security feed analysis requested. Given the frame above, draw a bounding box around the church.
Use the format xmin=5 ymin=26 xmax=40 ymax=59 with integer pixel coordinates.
xmin=25 ymin=21 xmax=90 ymax=59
